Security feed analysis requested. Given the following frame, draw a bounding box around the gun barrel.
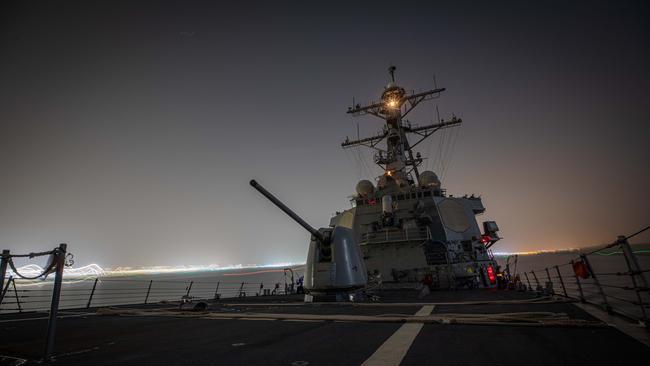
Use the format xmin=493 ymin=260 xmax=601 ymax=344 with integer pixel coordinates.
xmin=250 ymin=180 xmax=325 ymax=243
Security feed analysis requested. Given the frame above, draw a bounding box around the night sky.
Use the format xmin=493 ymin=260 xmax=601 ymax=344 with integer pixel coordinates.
xmin=1 ymin=1 xmax=648 ymax=267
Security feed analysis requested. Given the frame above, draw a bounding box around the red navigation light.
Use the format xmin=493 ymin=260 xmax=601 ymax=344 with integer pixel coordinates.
xmin=487 ymin=265 xmax=496 ymax=283
xmin=480 ymin=234 xmax=492 ymax=245
xmin=423 ymin=274 xmax=433 ymax=286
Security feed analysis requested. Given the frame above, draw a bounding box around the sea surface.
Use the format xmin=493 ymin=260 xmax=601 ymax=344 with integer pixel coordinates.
xmin=1 ymin=265 xmax=306 ymax=314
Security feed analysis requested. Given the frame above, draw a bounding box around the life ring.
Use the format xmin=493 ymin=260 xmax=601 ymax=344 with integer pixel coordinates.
xmin=573 ymin=260 xmax=590 ymax=279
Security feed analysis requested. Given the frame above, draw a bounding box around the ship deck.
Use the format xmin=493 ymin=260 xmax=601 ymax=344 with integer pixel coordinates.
xmin=1 ymin=289 xmax=649 ymax=365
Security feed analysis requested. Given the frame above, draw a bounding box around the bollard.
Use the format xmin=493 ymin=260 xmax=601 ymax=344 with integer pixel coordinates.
xmin=144 ymin=280 xmax=153 ymax=305
xmin=555 ymin=265 xmax=568 ymax=298
xmin=44 ymin=243 xmax=66 ymax=361
xmin=86 ymin=278 xmax=98 ymax=309
xmin=581 ymin=254 xmax=611 ymax=313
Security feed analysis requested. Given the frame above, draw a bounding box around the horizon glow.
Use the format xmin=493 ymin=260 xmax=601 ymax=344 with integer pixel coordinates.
xmin=7 ymin=261 xmax=305 ymax=282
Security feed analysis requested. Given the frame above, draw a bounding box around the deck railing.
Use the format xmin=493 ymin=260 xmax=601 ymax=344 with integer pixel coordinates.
xmin=0 ymin=277 xmax=296 ymax=314
xmin=516 ymin=227 xmax=649 ymax=325
xmin=361 ymin=226 xmax=431 ymax=244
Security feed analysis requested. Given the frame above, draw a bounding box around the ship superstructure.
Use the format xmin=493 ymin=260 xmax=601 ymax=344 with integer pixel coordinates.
xmin=331 ymin=66 xmax=501 ymax=289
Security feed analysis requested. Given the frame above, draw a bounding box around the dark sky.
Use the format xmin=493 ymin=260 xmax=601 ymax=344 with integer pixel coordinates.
xmin=1 ymin=1 xmax=648 ymax=268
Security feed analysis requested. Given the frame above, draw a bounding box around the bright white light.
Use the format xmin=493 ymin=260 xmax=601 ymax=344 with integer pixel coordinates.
xmin=7 ymin=263 xmax=105 ymax=278
xmin=7 ymin=262 xmax=305 ymax=282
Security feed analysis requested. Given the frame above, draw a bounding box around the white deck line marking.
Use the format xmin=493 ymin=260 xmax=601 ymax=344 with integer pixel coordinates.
xmin=573 ymin=303 xmax=650 ymax=347
xmin=361 ymin=305 xmax=435 ymax=366
xmin=222 ymin=298 xmax=555 ymax=307
xmin=282 ymin=319 xmax=325 ymax=322
xmin=0 ymin=313 xmax=96 ymax=323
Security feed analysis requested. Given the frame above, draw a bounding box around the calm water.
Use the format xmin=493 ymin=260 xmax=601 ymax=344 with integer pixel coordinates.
xmin=1 ymin=265 xmax=306 ymax=313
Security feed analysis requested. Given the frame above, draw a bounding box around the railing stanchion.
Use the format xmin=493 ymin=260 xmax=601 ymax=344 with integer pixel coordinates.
xmin=571 ymin=259 xmax=585 ymax=303
xmin=531 ymin=270 xmax=540 ymax=289
xmin=544 ymin=267 xmax=553 ymax=294
xmin=86 ymin=278 xmax=98 ymax=308
xmin=555 ymin=265 xmax=568 ymax=298
xmin=618 ymin=235 xmax=649 ymax=325
xmin=186 ymin=281 xmax=193 ymax=298
xmin=12 ymin=278 xmax=22 ymax=313
xmin=524 ymin=272 xmax=532 ymax=290
xmin=144 ymin=280 xmax=153 ymax=304
xmin=44 ymin=243 xmax=67 ymax=361
xmin=239 ymin=282 xmax=245 ymax=297
xmin=213 ymin=281 xmax=220 ymax=300
xmin=0 ymin=250 xmax=9 ymax=297
xmin=0 ymin=275 xmax=13 ymax=309
xmin=581 ymin=254 xmax=611 ymax=313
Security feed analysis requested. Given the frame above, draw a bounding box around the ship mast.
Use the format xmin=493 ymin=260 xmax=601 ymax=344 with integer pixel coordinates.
xmin=343 ymin=66 xmax=462 ymax=188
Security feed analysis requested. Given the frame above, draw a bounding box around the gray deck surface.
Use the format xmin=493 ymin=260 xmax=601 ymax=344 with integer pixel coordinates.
xmin=1 ymin=290 xmax=648 ymax=365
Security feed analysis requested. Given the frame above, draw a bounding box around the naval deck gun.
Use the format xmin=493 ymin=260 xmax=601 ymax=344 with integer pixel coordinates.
xmin=250 ymin=180 xmax=367 ymax=300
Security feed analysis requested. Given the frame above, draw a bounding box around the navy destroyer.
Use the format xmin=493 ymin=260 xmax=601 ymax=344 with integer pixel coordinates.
xmin=1 ymin=68 xmax=648 ymax=366
xmin=251 ymin=66 xmax=501 ymax=299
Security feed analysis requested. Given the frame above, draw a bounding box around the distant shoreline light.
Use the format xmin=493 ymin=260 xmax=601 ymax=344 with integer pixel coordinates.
xmin=492 ymin=249 xmax=581 ymax=256
xmin=7 ymin=262 xmax=306 ymax=280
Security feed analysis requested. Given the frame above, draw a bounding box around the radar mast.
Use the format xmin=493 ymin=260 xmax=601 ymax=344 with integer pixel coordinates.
xmin=343 ymin=66 xmax=461 ymax=190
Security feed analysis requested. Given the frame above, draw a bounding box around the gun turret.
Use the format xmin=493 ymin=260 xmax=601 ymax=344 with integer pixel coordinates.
xmin=250 ymin=179 xmax=367 ymax=300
